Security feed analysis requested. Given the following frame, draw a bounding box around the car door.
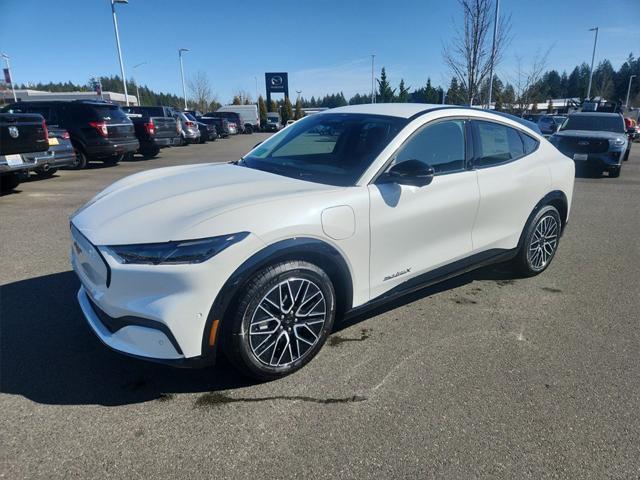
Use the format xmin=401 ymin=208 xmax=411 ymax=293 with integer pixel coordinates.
xmin=368 ymin=118 xmax=480 ymax=300
xmin=470 ymin=120 xmax=550 ymax=252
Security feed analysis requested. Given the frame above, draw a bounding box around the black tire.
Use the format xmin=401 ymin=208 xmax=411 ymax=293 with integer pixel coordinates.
xmin=34 ymin=167 xmax=57 ymax=178
xmin=622 ymin=149 xmax=630 ymax=162
xmin=512 ymin=205 xmax=562 ymax=277
xmin=609 ymin=166 xmax=621 ymax=178
xmin=69 ymin=147 xmax=88 ymax=170
xmin=245 ymin=125 xmax=253 ymax=134
xmin=0 ymin=173 xmax=20 ymax=193
xmin=222 ymin=260 xmax=336 ymax=380
xmin=103 ymin=154 xmax=123 ymax=166
xmin=140 ymin=145 xmax=160 ymax=158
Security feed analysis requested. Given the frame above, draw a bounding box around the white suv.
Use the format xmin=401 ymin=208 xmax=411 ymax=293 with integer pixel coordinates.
xmin=70 ymin=104 xmax=575 ymax=379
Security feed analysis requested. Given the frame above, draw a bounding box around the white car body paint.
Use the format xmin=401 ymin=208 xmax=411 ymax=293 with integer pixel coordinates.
xmin=71 ymin=104 xmax=575 ymax=362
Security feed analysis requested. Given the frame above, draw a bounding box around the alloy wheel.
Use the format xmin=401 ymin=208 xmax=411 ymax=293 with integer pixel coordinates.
xmin=527 ymin=214 xmax=559 ymax=271
xmin=248 ymin=278 xmax=327 ymax=367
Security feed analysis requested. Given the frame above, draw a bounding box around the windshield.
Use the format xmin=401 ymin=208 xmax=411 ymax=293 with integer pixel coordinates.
xmin=560 ymin=115 xmax=624 ymax=133
xmin=184 ymin=113 xmax=197 ymax=122
xmin=241 ymin=113 xmax=407 ymax=186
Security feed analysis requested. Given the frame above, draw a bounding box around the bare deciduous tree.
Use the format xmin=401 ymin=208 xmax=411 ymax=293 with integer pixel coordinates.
xmin=443 ymin=0 xmax=511 ymax=105
xmin=511 ymin=48 xmax=552 ymax=114
xmin=187 ymin=71 xmax=213 ymax=112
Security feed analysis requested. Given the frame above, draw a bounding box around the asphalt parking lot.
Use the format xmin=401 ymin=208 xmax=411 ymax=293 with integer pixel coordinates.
xmin=1 ymin=135 xmax=639 ymax=479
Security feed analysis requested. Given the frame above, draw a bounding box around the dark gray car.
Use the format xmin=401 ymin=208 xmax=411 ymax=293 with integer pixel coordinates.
xmin=549 ymin=112 xmax=630 ymax=178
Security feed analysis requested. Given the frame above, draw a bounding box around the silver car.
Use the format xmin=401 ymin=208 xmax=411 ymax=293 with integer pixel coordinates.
xmin=175 ymin=111 xmax=201 ymax=145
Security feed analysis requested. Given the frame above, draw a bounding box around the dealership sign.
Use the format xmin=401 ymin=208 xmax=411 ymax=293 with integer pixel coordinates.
xmin=265 ymin=72 xmax=289 ymax=104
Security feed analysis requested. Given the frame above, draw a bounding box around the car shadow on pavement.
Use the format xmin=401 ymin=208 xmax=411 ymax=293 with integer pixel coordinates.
xmin=0 ymin=265 xmax=515 ymax=406
xmin=0 ymin=271 xmax=253 ymax=406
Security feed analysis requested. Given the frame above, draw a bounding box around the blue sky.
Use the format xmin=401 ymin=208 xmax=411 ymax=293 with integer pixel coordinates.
xmin=1 ymin=0 xmax=639 ymax=104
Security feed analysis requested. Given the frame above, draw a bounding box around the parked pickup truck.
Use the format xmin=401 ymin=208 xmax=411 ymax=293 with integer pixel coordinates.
xmin=0 ymin=112 xmax=49 ymax=192
xmin=122 ymin=106 xmax=181 ymax=157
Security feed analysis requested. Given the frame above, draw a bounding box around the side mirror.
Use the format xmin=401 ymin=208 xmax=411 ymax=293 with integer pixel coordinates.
xmin=379 ymin=159 xmax=435 ymax=187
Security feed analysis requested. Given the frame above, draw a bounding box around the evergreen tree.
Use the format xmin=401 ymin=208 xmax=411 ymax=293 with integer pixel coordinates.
xmin=294 ymin=97 xmax=303 ymax=120
xmin=269 ymin=99 xmax=278 ymax=112
xmin=258 ymin=96 xmax=268 ymax=126
xmin=547 ymin=99 xmax=554 ymax=113
xmin=376 ymin=67 xmax=396 ymax=102
xmin=280 ymin=96 xmax=293 ymax=124
xmin=397 ymin=79 xmax=410 ymax=103
xmin=446 ymin=77 xmax=464 ymax=104
xmin=232 ymin=95 xmax=242 ymax=105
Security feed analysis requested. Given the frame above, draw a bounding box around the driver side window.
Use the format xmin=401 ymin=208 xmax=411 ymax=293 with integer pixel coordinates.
xmin=395 ymin=120 xmax=466 ymax=174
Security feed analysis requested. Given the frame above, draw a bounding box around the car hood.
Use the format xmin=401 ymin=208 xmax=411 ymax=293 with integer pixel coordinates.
xmin=554 ymin=130 xmax=624 ymax=140
xmin=71 ymin=163 xmax=335 ymax=245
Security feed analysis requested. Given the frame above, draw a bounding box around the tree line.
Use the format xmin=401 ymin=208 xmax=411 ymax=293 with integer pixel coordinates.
xmin=289 ymin=54 xmax=640 ymax=114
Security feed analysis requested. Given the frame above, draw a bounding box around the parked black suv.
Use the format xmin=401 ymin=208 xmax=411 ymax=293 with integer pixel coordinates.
xmin=549 ymin=112 xmax=630 ymax=178
xmin=197 ymin=116 xmax=230 ymax=138
xmin=1 ymin=101 xmax=139 ymax=169
xmin=204 ymin=111 xmax=245 ymax=133
xmin=122 ymin=106 xmax=180 ymax=157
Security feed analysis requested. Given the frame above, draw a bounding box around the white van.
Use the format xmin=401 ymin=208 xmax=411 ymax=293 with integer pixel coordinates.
xmin=216 ymin=105 xmax=260 ymax=133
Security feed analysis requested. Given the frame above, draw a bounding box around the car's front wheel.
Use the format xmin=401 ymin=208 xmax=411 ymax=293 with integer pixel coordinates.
xmin=513 ymin=205 xmax=561 ymax=277
xmin=223 ymin=260 xmax=336 ymax=380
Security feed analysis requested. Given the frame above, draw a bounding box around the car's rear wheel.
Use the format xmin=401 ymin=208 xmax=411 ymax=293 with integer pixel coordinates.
xmin=513 ymin=205 xmax=561 ymax=277
xmin=223 ymin=260 xmax=336 ymax=380
xmin=140 ymin=145 xmax=160 ymax=158
xmin=103 ymin=154 xmax=123 ymax=166
xmin=0 ymin=173 xmax=20 ymax=193
xmin=34 ymin=166 xmax=57 ymax=178
xmin=69 ymin=147 xmax=88 ymax=170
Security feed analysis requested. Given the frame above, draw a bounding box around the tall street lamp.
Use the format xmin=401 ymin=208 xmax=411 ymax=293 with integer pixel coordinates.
xmin=625 ymin=74 xmax=637 ymax=109
xmin=132 ymin=62 xmax=146 ymax=106
xmin=1 ymin=53 xmax=17 ymax=102
xmin=178 ymin=48 xmax=189 ymax=110
xmin=254 ymin=76 xmax=258 ymax=103
xmin=487 ymin=0 xmax=500 ymax=109
xmin=371 ymin=54 xmax=376 ymax=104
xmin=110 ymin=0 xmax=130 ymax=106
xmin=586 ymin=27 xmax=599 ymax=100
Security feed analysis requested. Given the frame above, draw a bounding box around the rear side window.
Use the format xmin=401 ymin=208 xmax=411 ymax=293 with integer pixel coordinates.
xmin=474 ymin=121 xmax=525 ymax=168
xmin=520 ymin=132 xmax=539 ymax=155
xmin=87 ymin=105 xmax=131 ymax=123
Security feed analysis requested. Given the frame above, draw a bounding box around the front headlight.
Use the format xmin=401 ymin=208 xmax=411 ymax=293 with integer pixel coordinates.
xmin=611 ymin=137 xmax=626 ymax=147
xmin=104 ymin=232 xmax=249 ymax=265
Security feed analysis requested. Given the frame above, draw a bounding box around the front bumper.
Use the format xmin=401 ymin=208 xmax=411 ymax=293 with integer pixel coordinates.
xmin=71 ymin=226 xmax=265 ymax=364
xmin=559 ymin=150 xmax=625 ymax=168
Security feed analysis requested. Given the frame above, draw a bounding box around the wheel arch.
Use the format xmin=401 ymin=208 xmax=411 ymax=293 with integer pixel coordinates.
xmin=201 ymin=237 xmax=354 ymax=358
xmin=517 ymin=190 xmax=568 ymax=250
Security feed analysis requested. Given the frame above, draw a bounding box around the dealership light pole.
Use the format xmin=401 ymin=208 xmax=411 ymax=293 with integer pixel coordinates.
xmin=371 ymin=54 xmax=376 ymax=103
xmin=487 ymin=0 xmax=499 ymax=109
xmin=178 ymin=48 xmax=189 ymax=110
xmin=110 ymin=0 xmax=130 ymax=106
xmin=1 ymin=53 xmax=17 ymax=102
xmin=254 ymin=76 xmax=258 ymax=104
xmin=586 ymin=27 xmax=599 ymax=100
xmin=132 ymin=62 xmax=146 ymax=106
xmin=625 ymin=74 xmax=636 ymax=109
